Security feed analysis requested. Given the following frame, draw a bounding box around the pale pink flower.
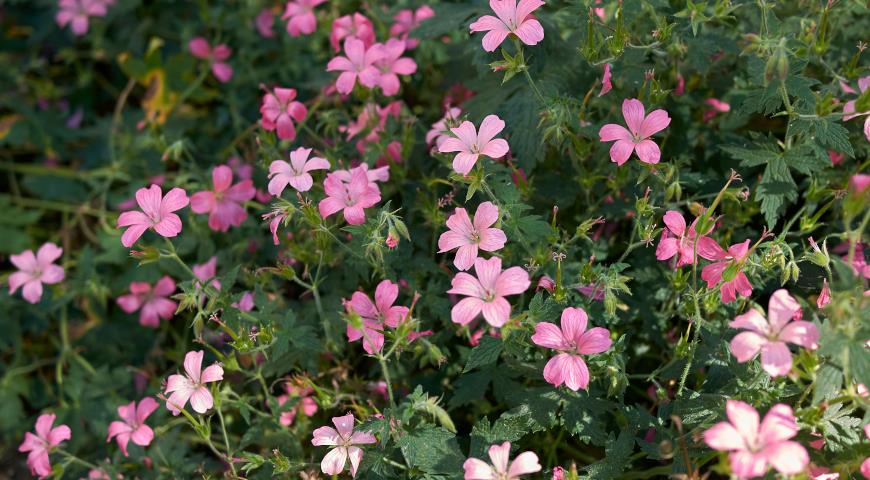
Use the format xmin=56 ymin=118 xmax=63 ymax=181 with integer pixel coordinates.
xmin=703 ymin=400 xmax=808 ymax=479
xmin=318 ymin=168 xmax=382 ymax=225
xmin=655 ymin=210 xmax=711 ymax=268
xmin=327 ymin=38 xmax=383 ymax=95
xmin=843 ymin=76 xmax=870 ymax=141
xmin=463 ymin=441 xmax=541 ymax=480
xmin=254 ymin=8 xmax=275 ymax=38
xmin=438 ymin=201 xmax=507 ymax=271
xmin=311 ymin=413 xmax=377 ymax=477
xmin=371 ymin=39 xmax=417 ymax=96
xmin=427 ymin=107 xmax=462 ymax=148
xmin=268 ymin=147 xmax=330 ymax=195
xmin=334 ymin=164 xmax=390 ymax=184
xmin=19 ymin=413 xmax=71 ymax=478
xmin=390 ymin=6 xmax=435 ymax=49
xmin=8 ymin=243 xmax=65 ymax=304
xmin=164 ymin=350 xmax=224 ymax=415
xmin=190 ymin=165 xmax=256 ymax=232
xmin=192 ymin=257 xmax=221 ymax=291
xmin=729 ymin=289 xmax=818 ymax=377
xmin=698 ymin=237 xmax=753 ymax=303
xmin=106 ymin=397 xmax=158 ymax=456
xmin=56 ymin=0 xmax=109 ymax=36
xmin=598 ymin=98 xmax=671 ymax=165
xmin=188 ymin=37 xmax=233 ymax=83
xmin=447 ymin=256 xmax=530 ymax=327
xmin=277 ymin=384 xmax=318 ymax=426
xmin=809 ymin=465 xmax=839 ymax=480
xmin=117 ymin=184 xmax=189 ymax=248
xmin=116 ymin=276 xmax=177 ymax=328
xmin=817 ymin=279 xmax=831 ymax=309
xmin=438 ymin=114 xmax=510 ymax=175
xmin=282 ymin=0 xmax=326 ymax=36
xmin=469 ymin=0 xmax=545 ymax=52
xmin=531 ymin=307 xmax=612 ymax=391
xmin=260 ymin=87 xmax=308 ymax=141
xmin=345 ymin=280 xmax=410 ymax=354
xmin=330 ymin=13 xmax=376 ymax=52
xmin=598 ymin=64 xmax=612 ymax=97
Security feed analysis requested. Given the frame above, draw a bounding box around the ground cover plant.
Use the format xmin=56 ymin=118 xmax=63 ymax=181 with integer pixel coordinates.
xmin=1 ymin=0 xmax=869 ymax=479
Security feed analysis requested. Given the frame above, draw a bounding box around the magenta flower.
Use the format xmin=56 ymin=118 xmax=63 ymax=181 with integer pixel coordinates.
xmin=254 ymin=8 xmax=274 ymax=38
xmin=469 ymin=0 xmax=545 ymax=52
xmin=327 ymin=38 xmax=383 ymax=95
xmin=447 ymin=257 xmax=531 ymax=327
xmin=311 ymin=413 xmax=377 ymax=477
xmin=729 ymin=289 xmax=819 ymax=377
xmin=438 ymin=114 xmax=510 ymax=175
xmin=598 ymin=98 xmax=671 ymax=166
xmin=345 ymin=280 xmax=410 ymax=354
xmin=318 ymin=168 xmax=382 ymax=225
xmin=106 ymin=397 xmax=158 ymax=456
xmin=190 ymin=165 xmax=256 ymax=232
xmin=531 ymin=307 xmax=612 ymax=391
xmin=277 ymin=384 xmax=318 ymax=426
xmin=698 ymin=237 xmax=753 ymax=303
xmin=282 ymin=0 xmax=326 ymax=36
xmin=427 ymin=107 xmax=462 ymax=149
xmin=164 ymin=350 xmax=224 ymax=415
xmin=371 ymin=39 xmax=417 ymax=96
xmin=843 ymin=76 xmax=870 ymax=141
xmin=117 ymin=184 xmax=189 ymax=248
xmin=598 ymin=63 xmax=613 ymax=97
xmin=260 ymin=87 xmax=308 ymax=141
xmin=704 ymin=400 xmax=809 ymax=479
xmin=438 ymin=201 xmax=507 ymax=271
xmin=655 ymin=210 xmax=711 ymax=268
xmin=193 ymin=256 xmax=221 ymax=291
xmin=188 ymin=37 xmax=233 ymax=83
xmin=390 ymin=6 xmax=435 ymax=49
xmin=18 ymin=413 xmax=71 ymax=478
xmin=233 ymin=291 xmax=255 ymax=312
xmin=56 ymin=0 xmax=109 ymax=36
xmin=463 ymin=441 xmax=541 ymax=480
xmin=268 ymin=147 xmax=330 ymax=195
xmin=330 ymin=13 xmax=375 ymax=52
xmin=8 ymin=243 xmax=65 ymax=304
xmin=116 ymin=276 xmax=177 ymax=328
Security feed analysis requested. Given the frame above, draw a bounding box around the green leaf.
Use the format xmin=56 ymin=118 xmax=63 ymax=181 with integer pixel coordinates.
xmin=720 ymin=145 xmax=779 ymax=167
xmin=813 ymin=364 xmax=843 ymax=405
xmin=579 ymin=428 xmax=637 ymax=480
xmin=398 ymin=426 xmax=465 ymax=476
xmin=464 ymin=336 xmax=503 ymax=372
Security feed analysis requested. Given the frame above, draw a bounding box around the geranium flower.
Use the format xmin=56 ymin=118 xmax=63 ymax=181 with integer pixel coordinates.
xmin=190 ymin=165 xmax=255 ymax=232
xmin=817 ymin=279 xmax=831 ymax=309
xmin=438 ymin=114 xmax=510 ymax=175
xmin=19 ymin=413 xmax=71 ymax=478
xmin=598 ymin=64 xmax=612 ymax=97
xmin=729 ymin=289 xmax=819 ymax=377
xmin=116 ymin=276 xmax=177 ymax=328
xmin=371 ymin=39 xmax=417 ymax=96
xmin=703 ymin=400 xmax=808 ymax=478
xmin=438 ymin=201 xmax=507 ymax=271
xmin=598 ymin=98 xmax=671 ymax=166
xmin=254 ymin=8 xmax=274 ymax=38
xmin=164 ymin=350 xmax=224 ymax=415
xmin=281 ymin=0 xmax=326 ymax=37
xmin=327 ymin=38 xmax=383 ymax=95
xmin=311 ymin=413 xmax=377 ymax=477
xmin=8 ymin=243 xmax=65 ymax=304
xmin=117 ymin=184 xmax=189 ymax=248
xmin=56 ymin=0 xmax=110 ymax=36
xmin=345 ymin=279 xmax=410 ymax=354
xmin=843 ymin=76 xmax=870 ymax=141
xmin=469 ymin=0 xmax=545 ymax=52
xmin=698 ymin=237 xmax=753 ymax=303
xmin=390 ymin=6 xmax=435 ymax=49
xmin=107 ymin=397 xmax=158 ymax=456
xmin=333 ymin=164 xmax=390 ymax=184
xmin=862 ymin=424 xmax=870 ymax=479
xmin=188 ymin=37 xmax=233 ymax=83
xmin=233 ymin=291 xmax=255 ymax=312
xmin=330 ymin=13 xmax=375 ymax=52
xmin=427 ymin=107 xmax=462 ymax=148
xmin=463 ymin=441 xmax=541 ymax=480
xmin=268 ymin=147 xmax=330 ymax=195
xmin=260 ymin=87 xmax=308 ymax=141
xmin=703 ymin=98 xmax=731 ymax=122
xmin=277 ymin=384 xmax=318 ymax=426
xmin=655 ymin=210 xmax=711 ymax=268
xmin=192 ymin=256 xmax=221 ymax=291
xmin=531 ymin=307 xmax=612 ymax=391
xmin=318 ymin=168 xmax=382 ymax=225
xmin=447 ymin=256 xmax=530 ymax=327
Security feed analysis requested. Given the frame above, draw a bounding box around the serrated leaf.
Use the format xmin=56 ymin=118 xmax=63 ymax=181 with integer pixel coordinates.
xmin=398 ymin=427 xmax=465 ymax=476
xmin=464 ymin=336 xmax=503 ymax=372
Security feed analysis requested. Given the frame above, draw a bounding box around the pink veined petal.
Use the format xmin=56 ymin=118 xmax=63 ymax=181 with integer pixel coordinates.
xmin=276 ymin=114 xmax=298 ymax=140
xmin=287 ymin=173 xmax=314 ymax=192
xmin=697 ymin=236 xmax=727 ymax=260
xmin=662 ymin=211 xmax=687 ymax=236
xmin=703 ymin=422 xmax=746 ymax=451
xmin=634 ymin=139 xmax=661 ymax=164
xmin=438 ymin=230 xmax=470 ymax=254
xmin=343 ymin=204 xmax=367 ymax=225
xmin=454 ymin=244 xmax=480 ymax=271
xmin=758 ymin=404 xmax=798 ymax=445
xmin=777 ymin=321 xmax=819 ymax=350
xmin=599 ymin=123 xmax=633 ymax=142
xmin=183 ymin=351 xmax=204 ymax=382
xmin=562 ymin=355 xmax=591 ymax=391
xmin=729 ymin=450 xmax=769 ymax=479
xmin=766 ymin=289 xmax=800 ymax=333
xmin=225 ymin=179 xmax=256 ymax=203
xmin=507 ymin=451 xmax=542 ymax=477
xmin=450 ymin=121 xmax=479 ymax=150
xmin=576 ymin=327 xmax=612 ymax=355
xmin=487 ymin=442 xmax=512 ymax=474
xmin=476 ymin=115 xmax=505 ymax=147
xmin=335 ymin=71 xmax=359 ymax=94
xmin=494 ymin=266 xmax=531 ymax=296
xmin=446 ymin=207 xmax=475 ymax=237
xmin=154 ymin=212 xmax=182 ymax=237
xmin=136 ymin=184 xmax=163 ymax=217
xmin=318 ymin=195 xmax=346 ymax=219
xmin=136 ymin=397 xmax=160 ymax=423
xmin=349 ymin=430 xmax=377 ymax=445
xmin=349 ymin=291 xmax=378 ymax=320
xmin=22 ymin=280 xmax=44 ymax=304
xmin=463 ymin=457 xmax=496 ymax=480
xmin=332 ymin=413 xmax=356 ymax=439
xmin=656 ymin=236 xmax=679 ymax=261
xmin=730 ymin=309 xmax=770 ymax=335
xmin=320 ymin=446 xmax=348 ymax=475
xmin=542 ymin=353 xmax=568 ymax=388
xmin=130 ymin=424 xmax=154 ymax=447
xmin=469 ymin=14 xmax=504 ymax=33
xmin=763 ymin=441 xmax=808 ymax=475
xmin=480 ymin=296 xmax=511 ymax=327
xmin=474 ymin=257 xmax=503 ymax=291
xmin=478 ymin=228 xmax=507 ymax=252
xmin=165 ymin=386 xmax=193 ymax=415
xmin=448 ymin=272 xmax=485 ymax=297
xmin=480 ymin=138 xmax=509 ymax=159
xmin=621 ymin=98 xmax=646 ymax=136
xmin=188 ymin=387 xmax=214 ymax=413
xmin=190 ymin=191 xmax=216 ymax=214
xmin=120 ymin=222 xmax=150 ymax=247
xmin=730 ymin=331 xmax=767 ymax=363
xmin=473 ymin=201 xmax=500 ymax=229
xmin=480 ymin=28 xmax=510 ymax=52
xmin=760 ymin=341 xmax=793 ymax=377
xmin=200 ymin=364 xmax=224 ymax=383
xmin=311 ymin=426 xmax=341 ymax=446
xmin=451 ymin=297 xmax=485 ymax=325
xmin=513 ymin=18 xmax=544 ymax=46
xmin=725 ymin=400 xmax=760 ymax=447
xmin=639 ymin=109 xmax=671 ymax=138
xmin=453 ymin=152 xmax=480 ymax=175
xmin=303 ymin=156 xmax=330 ymax=173
xmin=531 ymin=322 xmax=568 ymax=349
xmin=609 ymin=140 xmax=635 ymax=166
xmin=346 ymin=446 xmax=365 ymax=477
xmin=515 ymin=0 xmax=545 ymax=22
xmin=559 ymin=307 xmax=588 ymax=342
xmin=384 ymin=305 xmax=409 ymax=328
xmin=438 ymin=136 xmax=468 ymax=154
xmin=374 ymin=279 xmax=399 ymax=315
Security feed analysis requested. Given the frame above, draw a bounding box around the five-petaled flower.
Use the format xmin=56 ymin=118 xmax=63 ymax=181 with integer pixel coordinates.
xmin=268 ymin=147 xmax=331 ymax=195
xmin=116 ymin=276 xmax=177 ymax=328
xmin=698 ymin=237 xmax=753 ymax=303
xmin=598 ymin=98 xmax=671 ymax=166
xmin=260 ymin=87 xmax=308 ymax=141
xmin=655 ymin=210 xmax=712 ymax=268
xmin=371 ymin=38 xmax=418 ymax=96
xmin=190 ymin=165 xmax=256 ymax=232
xmin=438 ymin=201 xmax=507 ymax=271
xmin=463 ymin=441 xmax=541 ymax=480
xmin=281 ymin=0 xmax=326 ymax=37
xmin=438 ymin=114 xmax=510 ymax=175
xmin=117 ymin=184 xmax=189 ymax=248
xmin=164 ymin=350 xmax=224 ymax=415
xmin=107 ymin=397 xmax=158 ymax=456
xmin=56 ymin=0 xmax=111 ymax=36
xmin=19 ymin=413 xmax=71 ymax=479
xmin=469 ymin=0 xmax=545 ymax=52
xmin=447 ymin=256 xmax=530 ymax=327
xmin=327 ymin=38 xmax=383 ymax=95
xmin=330 ymin=13 xmax=375 ymax=52
xmin=345 ymin=279 xmax=410 ymax=354
xmin=188 ymin=37 xmax=233 ymax=83
xmin=277 ymin=384 xmax=318 ymax=426
xmin=8 ymin=243 xmax=65 ymax=304
xmin=531 ymin=307 xmax=612 ymax=391
xmin=311 ymin=413 xmax=377 ymax=477
xmin=318 ymin=167 xmax=382 ymax=225
xmin=390 ymin=6 xmax=435 ymax=49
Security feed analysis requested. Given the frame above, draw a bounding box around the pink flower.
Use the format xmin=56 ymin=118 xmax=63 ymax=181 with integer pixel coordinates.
xmin=268 ymin=147 xmax=330 ymax=195
xmin=674 ymin=73 xmax=686 ymax=96
xmin=809 ymin=465 xmax=839 ymax=480
xmin=190 ymin=165 xmax=256 ymax=232
xmin=8 ymin=243 xmax=65 ymax=304
xmin=266 ymin=211 xmax=288 ymax=245
xmin=318 ymin=168 xmax=382 ymax=225
xmin=447 ymin=257 xmax=530 ymax=327
xmin=598 ymin=64 xmax=612 ymax=97
xmin=334 ymin=164 xmax=390 ymax=184
xmin=193 ymin=257 xmax=221 ymax=291
xmin=655 ymin=210 xmax=711 ymax=267
xmin=345 ymin=280 xmax=410 ymax=354
xmin=277 ymin=384 xmax=318 ymax=426
xmin=438 ymin=114 xmax=510 ymax=175
xmin=598 ymin=98 xmax=671 ymax=165
xmin=116 ymin=276 xmax=177 ymax=328
xmin=817 ymin=279 xmax=831 ymax=309
xmin=703 ymin=98 xmax=731 ymax=122
xmin=531 ymin=307 xmax=612 ymax=391
xmin=106 ymin=397 xmax=158 ymax=456
xmin=164 ymin=350 xmax=224 ymax=415
xmin=390 ymin=6 xmax=435 ymax=49
xmin=851 ymin=173 xmax=870 ymax=195
xmin=282 ymin=0 xmax=326 ymax=36
xmin=254 ymin=8 xmax=275 ymax=38
xmin=703 ymin=400 xmax=808 ymax=479
xmin=330 ymin=13 xmax=376 ymax=52
xmin=843 ymin=76 xmax=870 ymax=141
xmin=551 ymin=466 xmax=565 ymax=480
xmin=438 ymin=201 xmax=507 ymax=271
xmin=19 ymin=413 xmax=71 ymax=478
xmin=729 ymin=289 xmax=819 ymax=377
xmin=117 ymin=184 xmax=189 ymax=248
xmin=327 ymin=38 xmax=383 ymax=95
xmin=56 ymin=0 xmax=109 ymax=36
xmin=863 ymin=424 xmax=870 ymax=479
xmin=260 ymin=87 xmax=308 ymax=141
xmin=311 ymin=413 xmax=377 ymax=477
xmin=427 ymin=107 xmax=462 ymax=148
xmin=469 ymin=0 xmax=545 ymax=52
xmin=463 ymin=441 xmax=541 ymax=480
xmin=370 ymin=39 xmax=417 ymax=96
xmin=188 ymin=37 xmax=233 ymax=83
xmin=698 ymin=238 xmax=753 ymax=303
xmin=233 ymin=291 xmax=255 ymax=312
xmin=828 ymin=150 xmax=845 ymax=165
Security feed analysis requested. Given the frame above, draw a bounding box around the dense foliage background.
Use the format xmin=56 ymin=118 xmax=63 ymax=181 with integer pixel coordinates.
xmin=1 ymin=0 xmax=868 ymax=478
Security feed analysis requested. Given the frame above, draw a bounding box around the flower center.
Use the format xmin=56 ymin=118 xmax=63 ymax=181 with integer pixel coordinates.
xmin=483 ymin=289 xmax=496 ymax=302
xmin=469 ymin=229 xmax=481 ymax=243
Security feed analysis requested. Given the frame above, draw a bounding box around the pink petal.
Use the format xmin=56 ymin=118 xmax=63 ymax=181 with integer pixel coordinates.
xmin=320 ymin=446 xmax=348 ymax=475
xmin=453 ymin=152 xmax=480 ymax=175
xmin=200 ymin=364 xmax=224 ymax=383
xmin=476 ymin=115 xmax=505 ymax=146
xmin=531 ymin=322 xmax=567 ymax=349
xmin=634 ymin=139 xmax=661 ymax=164
xmin=760 ymin=341 xmax=792 ymax=377
xmin=451 ymin=297 xmax=484 ymax=325
xmin=480 ymin=138 xmax=509 ymax=159
xmin=725 ymin=400 xmax=759 ymax=446
xmin=22 ymin=280 xmax=43 ymax=304
xmin=514 ymin=18 xmax=544 ymax=46
xmin=758 ymin=404 xmax=798 ymax=445
xmin=480 ymin=296 xmax=511 ymax=327
xmin=703 ymin=422 xmax=745 ymax=451
xmin=188 ymin=37 xmax=211 ymax=58
xmin=598 ymin=123 xmax=632 ymax=142
xmin=188 ymin=387 xmax=214 ymax=413
xmin=609 ymin=139 xmax=635 ymax=166
xmin=463 ymin=457 xmax=495 ymax=480
xmin=697 ymin=236 xmax=727 ymax=260
xmin=183 ymin=351 xmax=203 ymax=382
xmin=662 ymin=211 xmax=686 ymax=236
xmin=763 ymin=441 xmax=808 ymax=475
xmin=487 ymin=442 xmax=511 ymax=474
xmin=478 ymin=228 xmax=507 ymax=252
xmin=730 ymin=331 xmax=766 ymax=363
xmin=448 ymin=272 xmax=485 ymax=297
xmin=190 ymin=191 xmax=215 ymax=214
xmin=454 ymin=244 xmax=480 ymax=271
xmin=332 ymin=413 xmax=356 ymax=439
xmin=36 ymin=243 xmax=63 ymax=266
xmin=767 ymin=289 xmax=800 ymax=333
xmin=311 ymin=426 xmax=340 ymax=446
xmin=130 ymin=424 xmax=154 ymax=447
xmin=621 ymin=98 xmax=646 ymax=135
xmin=639 ymin=109 xmax=671 ymax=138
xmin=507 ymin=451 xmax=541 ymax=477
xmin=778 ymin=321 xmax=819 ymax=350
xmin=494 ymin=266 xmax=530 ymax=296
xmin=576 ymin=327 xmax=612 ymax=355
